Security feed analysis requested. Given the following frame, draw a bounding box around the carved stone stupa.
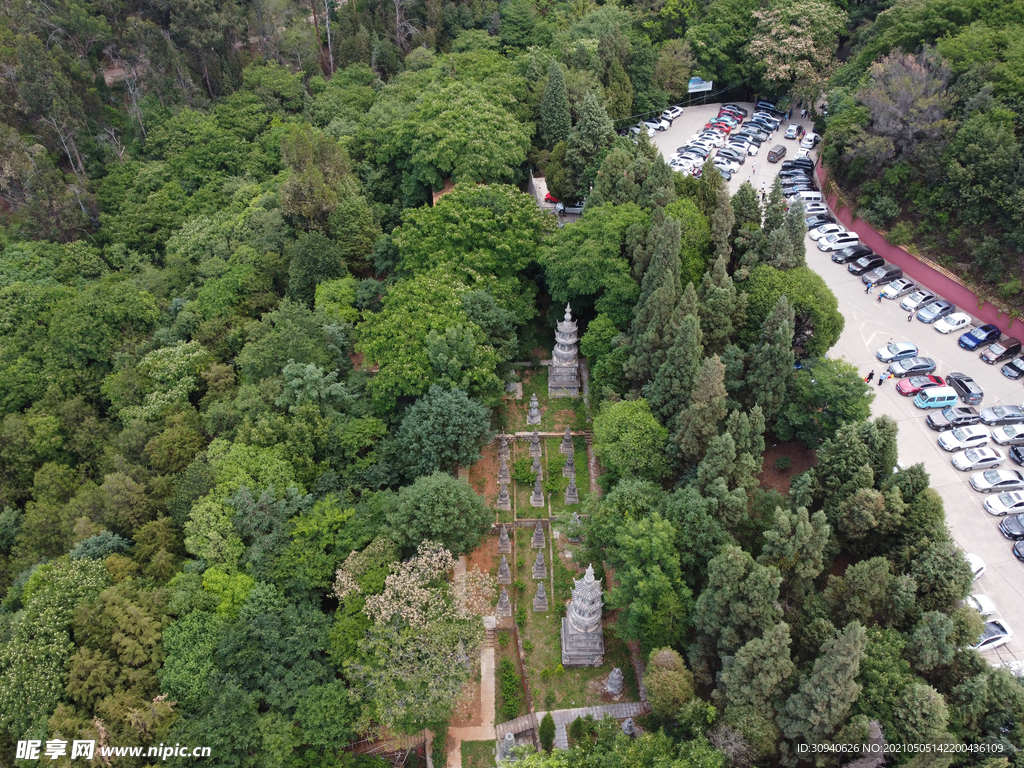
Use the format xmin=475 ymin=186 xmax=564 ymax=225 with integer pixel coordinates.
xmin=561 ymin=564 xmax=605 ymax=667
xmin=606 ymin=667 xmax=624 ymax=696
xmin=532 ymin=549 xmax=547 ymax=580
xmin=532 ymin=520 xmax=546 ymax=548
xmin=497 ymin=524 xmax=511 ymax=554
xmin=549 ymin=304 xmax=581 ymax=398
xmin=560 ymin=426 xmax=573 ymax=454
xmin=497 ymin=555 xmax=512 ymax=585
xmin=533 ymin=580 xmax=548 ymax=612
xmin=529 ymin=430 xmax=542 ymax=458
xmin=496 ymin=587 xmax=512 ymax=618
xmin=527 ymin=394 xmax=541 ymax=426
xmin=498 ymin=454 xmax=510 ymax=484
xmin=496 ymin=481 xmax=511 ymax=511
xmin=565 ymin=474 xmax=579 ymax=505
xmin=530 ymin=476 xmax=544 ymax=508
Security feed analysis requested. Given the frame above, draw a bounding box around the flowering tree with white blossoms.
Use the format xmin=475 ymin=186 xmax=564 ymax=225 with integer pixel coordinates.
xmin=341 ymin=541 xmax=492 ymax=734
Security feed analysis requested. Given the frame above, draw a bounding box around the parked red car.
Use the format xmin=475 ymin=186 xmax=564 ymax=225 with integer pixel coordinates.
xmin=544 ymin=192 xmax=559 ymax=203
xmin=896 ymin=374 xmax=945 ymax=397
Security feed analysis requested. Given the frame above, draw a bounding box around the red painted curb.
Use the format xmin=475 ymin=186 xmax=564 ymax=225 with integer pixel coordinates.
xmin=815 ymin=165 xmax=1022 ymax=334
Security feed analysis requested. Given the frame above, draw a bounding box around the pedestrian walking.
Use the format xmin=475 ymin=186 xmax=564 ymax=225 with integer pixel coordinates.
xmin=878 ymin=371 xmax=889 ymax=386
xmin=876 ymin=292 xmax=883 ymax=303
xmin=865 ymin=370 xmax=875 ymax=384
xmin=751 ymin=163 xmax=757 ymax=175
xmin=908 ymin=313 xmax=914 ymax=322
xmin=865 ymin=282 xmax=873 ymax=294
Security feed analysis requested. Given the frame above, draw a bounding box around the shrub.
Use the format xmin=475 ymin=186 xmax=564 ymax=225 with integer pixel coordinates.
xmin=497 ymin=630 xmax=510 ymax=648
xmin=513 ymin=578 xmax=526 ymax=594
xmin=499 ymin=657 xmax=521 ymax=720
xmin=540 ymin=667 xmax=552 ymax=682
xmin=523 ymin=639 xmax=533 ymax=652
xmin=887 ymin=222 xmax=915 ymax=245
xmin=774 ymin=456 xmax=792 ymax=471
xmin=515 ymin=606 xmax=527 ymax=627
xmin=544 ymin=691 xmax=556 ymax=708
xmin=539 ymin=713 xmax=556 ymax=752
xmin=513 ymin=456 xmax=536 ymax=484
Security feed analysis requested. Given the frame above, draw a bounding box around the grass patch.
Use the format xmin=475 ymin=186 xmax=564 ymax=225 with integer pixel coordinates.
xmin=461 ymin=739 xmax=497 ymax=768
xmin=513 ymin=440 xmax=545 ymax=517
xmin=495 ymin=636 xmax=528 ymax=722
xmin=499 ymin=368 xmax=587 ymax=434
xmin=546 ymin=437 xmax=589 ymax=515
xmin=515 ymin=530 xmax=638 ymax=710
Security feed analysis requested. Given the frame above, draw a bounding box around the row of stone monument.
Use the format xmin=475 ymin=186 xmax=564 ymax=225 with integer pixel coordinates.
xmin=495 ymin=427 xmax=579 ymax=511
xmin=494 ymin=522 xmax=549 ymax=617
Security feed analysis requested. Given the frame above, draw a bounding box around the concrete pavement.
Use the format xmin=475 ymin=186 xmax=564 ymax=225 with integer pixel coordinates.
xmin=649 ymin=103 xmax=1024 ymax=665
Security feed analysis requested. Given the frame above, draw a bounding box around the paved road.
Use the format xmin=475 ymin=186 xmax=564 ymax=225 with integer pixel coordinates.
xmin=650 ymin=103 xmax=1024 ymax=665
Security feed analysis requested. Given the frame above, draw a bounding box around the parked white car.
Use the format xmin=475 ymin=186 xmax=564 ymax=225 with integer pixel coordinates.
xmin=974 ymin=620 xmax=1013 ymax=651
xmin=965 ymin=553 xmax=987 ymax=580
xmin=809 ymin=223 xmax=847 ymax=241
xmin=663 ymin=105 xmax=684 ymax=120
xmin=817 ymin=232 xmax=861 ymax=252
xmin=934 ymin=312 xmax=972 ymax=334
xmin=938 ymin=425 xmax=991 ymax=452
xmin=965 ymin=594 xmax=998 ymax=616
xmin=983 ymin=490 xmax=1024 ymax=516
xmin=952 ymin=447 xmax=1006 ymax=471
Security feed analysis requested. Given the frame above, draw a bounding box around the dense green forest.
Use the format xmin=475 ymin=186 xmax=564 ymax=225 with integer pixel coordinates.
xmin=1 ymin=0 xmax=1023 ymax=766
xmin=823 ymin=0 xmax=1024 ymax=305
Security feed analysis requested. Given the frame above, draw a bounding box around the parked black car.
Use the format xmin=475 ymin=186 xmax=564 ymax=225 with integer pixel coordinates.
xmin=981 ymin=338 xmax=1023 ymax=364
xmin=806 ymin=214 xmax=836 ymax=229
xmin=1002 ymin=357 xmax=1024 ymax=380
xmin=831 ymin=245 xmax=873 ymax=264
xmin=848 ymin=254 xmax=885 ymax=275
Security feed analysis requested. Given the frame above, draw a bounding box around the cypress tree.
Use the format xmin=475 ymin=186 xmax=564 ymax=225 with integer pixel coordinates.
xmin=710 ymin=182 xmax=735 ymax=259
xmin=695 ymin=161 xmax=724 ymax=216
xmin=717 ymin=622 xmax=797 ymax=710
xmin=588 ymin=147 xmax=639 ymax=208
xmin=814 ymin=422 xmax=873 ymax=513
xmin=640 ymin=157 xmax=677 ymax=210
xmin=778 ymin=621 xmax=868 ymax=746
xmin=539 ymin=60 xmax=570 ymax=149
xmin=604 ymin=58 xmax=634 ymax=120
xmin=784 ymin=198 xmax=807 ymax=265
xmin=698 ymin=253 xmax=740 ymax=353
xmin=763 ymin=176 xmax=786 ymax=237
xmin=725 ymin=406 xmax=766 ymax=458
xmin=748 ymin=295 xmax=795 ymax=422
xmin=765 ymin=227 xmax=798 ymax=270
xmin=565 ymin=91 xmax=615 ymax=199
xmin=672 ymin=354 xmax=728 ymax=463
xmin=644 ymin=308 xmax=703 ymax=426
xmin=730 ymin=182 xmax=762 ymax=236
xmin=627 ymin=214 xmax=682 ymax=386
xmin=758 ymin=507 xmax=831 ymax=585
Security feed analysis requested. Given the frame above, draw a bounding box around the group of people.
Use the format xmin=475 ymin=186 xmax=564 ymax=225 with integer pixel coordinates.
xmin=864 ymin=370 xmax=891 ymax=386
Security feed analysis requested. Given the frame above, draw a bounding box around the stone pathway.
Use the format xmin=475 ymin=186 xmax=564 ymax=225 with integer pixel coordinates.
xmin=497 ymin=702 xmax=650 ymax=750
xmin=447 ymin=627 xmax=496 ymax=768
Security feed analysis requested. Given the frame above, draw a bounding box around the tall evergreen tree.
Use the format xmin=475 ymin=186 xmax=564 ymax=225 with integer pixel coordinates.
xmin=639 ymin=157 xmax=676 ymax=210
xmin=587 ymin=147 xmax=639 ymax=208
xmin=539 ymin=60 xmax=571 ymax=149
xmin=627 ymin=213 xmax=682 ymax=386
xmin=763 ymin=177 xmax=786 ymax=237
xmin=698 ymin=253 xmax=743 ymax=353
xmin=725 ymin=406 xmax=766 ymax=459
xmin=758 ymin=506 xmax=831 ymax=588
xmin=695 ymin=161 xmax=724 ymax=216
xmin=813 ymin=422 xmax=874 ymax=513
xmin=748 ymin=295 xmax=795 ymax=422
xmin=730 ymin=182 xmax=762 ymax=239
xmin=673 ymin=354 xmax=728 ymax=463
xmin=784 ymin=198 xmax=807 ymax=265
xmin=765 ymin=227 xmax=798 ymax=270
xmin=689 ymin=545 xmax=783 ymax=681
xmin=604 ymin=58 xmax=634 ymax=120
xmin=778 ymin=621 xmax=868 ymax=747
xmin=564 ymin=91 xmax=615 ymax=199
xmin=645 ymin=308 xmax=703 ymax=426
xmin=710 ymin=182 xmax=735 ymax=259
xmin=717 ymin=622 xmax=797 ymax=711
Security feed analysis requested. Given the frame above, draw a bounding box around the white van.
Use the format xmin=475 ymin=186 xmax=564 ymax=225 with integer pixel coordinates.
xmin=792 ymin=190 xmax=823 ymax=204
xmin=914 ymin=386 xmax=960 ymax=410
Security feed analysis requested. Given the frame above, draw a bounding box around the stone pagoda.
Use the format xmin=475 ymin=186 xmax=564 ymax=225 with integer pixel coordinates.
xmin=496 ymin=481 xmax=511 ymax=511
xmin=496 ymin=587 xmax=512 ymax=618
xmin=530 ymin=455 xmax=542 ymax=480
xmin=529 ymin=430 xmax=542 ymax=458
xmin=532 ymin=549 xmax=547 ymax=580
xmin=498 ymin=454 xmax=510 ymax=484
xmin=530 ymin=476 xmax=544 ymax=507
xmin=532 ymin=520 xmax=546 ymax=548
xmin=497 ymin=555 xmax=512 ymax=585
xmin=533 ymin=580 xmax=548 ymax=612
xmin=565 ymin=474 xmax=579 ymax=505
xmin=606 ymin=667 xmax=624 ymax=696
xmin=560 ymin=426 xmax=573 ymax=454
xmin=549 ymin=304 xmax=581 ymax=398
xmin=497 ymin=524 xmax=512 ymax=554
xmin=527 ymin=394 xmax=541 ymax=426
xmin=497 ymin=434 xmax=510 ymax=460
xmin=561 ymin=564 xmax=605 ymax=667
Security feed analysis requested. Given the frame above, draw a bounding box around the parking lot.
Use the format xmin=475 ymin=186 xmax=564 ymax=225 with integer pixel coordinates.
xmin=651 ymin=102 xmax=1024 ymax=664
